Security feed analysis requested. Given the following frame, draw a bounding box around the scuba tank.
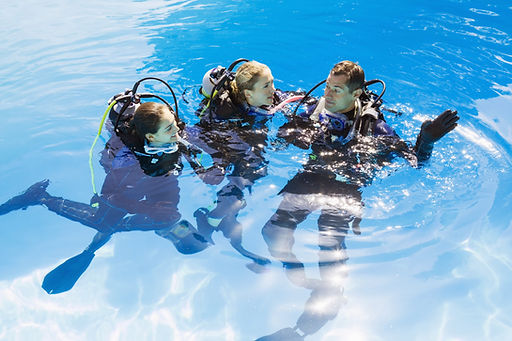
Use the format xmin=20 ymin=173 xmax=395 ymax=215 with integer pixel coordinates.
xmin=98 ymin=77 xmax=182 ymax=164
xmin=200 ymin=58 xmax=249 ymax=99
xmin=197 ymin=58 xmax=249 ymax=117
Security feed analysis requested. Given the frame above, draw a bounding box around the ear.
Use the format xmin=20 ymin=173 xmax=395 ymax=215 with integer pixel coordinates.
xmin=243 ymin=89 xmax=253 ymax=100
xmin=145 ymin=133 xmax=155 ymax=142
xmin=352 ymin=88 xmax=363 ymax=98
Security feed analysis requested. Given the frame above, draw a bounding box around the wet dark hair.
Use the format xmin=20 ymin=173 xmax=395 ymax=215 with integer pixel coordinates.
xmin=125 ymin=102 xmax=175 ymax=149
xmin=330 ymin=61 xmax=365 ymax=92
xmin=132 ymin=102 xmax=173 ymax=138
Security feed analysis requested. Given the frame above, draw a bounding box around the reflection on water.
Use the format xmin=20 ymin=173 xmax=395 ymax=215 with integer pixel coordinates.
xmin=474 ymin=84 xmax=512 ymax=145
xmin=1 ymin=0 xmax=512 ymax=340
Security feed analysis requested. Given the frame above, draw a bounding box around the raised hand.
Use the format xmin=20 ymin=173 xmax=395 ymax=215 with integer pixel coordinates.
xmin=419 ymin=109 xmax=459 ymax=144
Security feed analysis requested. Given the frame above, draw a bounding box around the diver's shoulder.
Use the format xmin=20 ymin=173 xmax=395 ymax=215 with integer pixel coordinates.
xmin=373 ymin=119 xmax=397 ymax=137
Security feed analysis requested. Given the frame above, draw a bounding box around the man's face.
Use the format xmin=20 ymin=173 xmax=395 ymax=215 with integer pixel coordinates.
xmin=324 ymin=73 xmax=360 ymax=113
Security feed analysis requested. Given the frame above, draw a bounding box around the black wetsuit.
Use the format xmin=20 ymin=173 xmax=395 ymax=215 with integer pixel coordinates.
xmin=36 ymin=115 xmax=209 ymax=256
xmin=258 ymin=98 xmax=419 ymax=339
xmin=43 ymin=136 xmax=183 ymax=233
xmin=189 ymin=88 xmax=298 ymax=239
xmin=185 ymin=87 xmax=304 ymax=265
xmin=263 ymin=97 xmax=418 ymax=272
xmin=0 ymin=101 xmax=211 ymax=294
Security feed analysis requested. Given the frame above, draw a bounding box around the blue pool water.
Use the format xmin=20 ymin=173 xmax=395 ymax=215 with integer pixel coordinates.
xmin=1 ymin=0 xmax=511 ymax=340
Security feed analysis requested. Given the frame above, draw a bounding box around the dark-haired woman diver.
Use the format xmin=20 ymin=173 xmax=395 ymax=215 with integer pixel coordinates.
xmin=0 ymin=102 xmax=210 ymax=294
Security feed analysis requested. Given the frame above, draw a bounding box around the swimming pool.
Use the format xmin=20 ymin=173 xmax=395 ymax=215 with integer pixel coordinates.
xmin=1 ymin=0 xmax=511 ymax=340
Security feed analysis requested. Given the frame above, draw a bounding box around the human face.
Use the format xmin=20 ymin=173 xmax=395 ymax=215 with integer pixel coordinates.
xmin=146 ymin=108 xmax=180 ymax=146
xmin=244 ymin=68 xmax=275 ymax=107
xmin=324 ymin=73 xmax=361 ymax=114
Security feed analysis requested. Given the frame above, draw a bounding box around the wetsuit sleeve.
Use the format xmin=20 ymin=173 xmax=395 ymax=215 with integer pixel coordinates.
xmin=277 ymin=115 xmax=319 ymax=150
xmin=180 ymin=126 xmax=226 ymax=185
xmin=179 ymin=143 xmax=225 ymax=185
xmin=274 ymin=97 xmax=322 ymax=150
xmin=414 ymin=130 xmax=434 ymax=164
xmin=373 ymin=119 xmax=398 ymax=137
xmin=371 ymin=120 xmax=419 ymax=167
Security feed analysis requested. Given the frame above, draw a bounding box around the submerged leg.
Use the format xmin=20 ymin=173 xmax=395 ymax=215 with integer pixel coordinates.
xmin=0 ymin=179 xmax=50 ymax=215
xmin=255 ymin=327 xmax=305 ymax=341
xmin=294 ymin=210 xmax=350 ymax=336
xmin=294 ymin=285 xmax=345 ymax=336
xmin=193 ymin=207 xmax=215 ymax=244
xmin=194 ymin=183 xmax=269 ymax=264
xmin=262 ymin=197 xmax=314 ymax=287
xmin=317 ymin=210 xmax=350 ymax=269
xmin=217 ymin=215 xmax=270 ymax=265
xmin=262 ymin=205 xmax=309 ymax=265
xmin=193 ymin=183 xmax=246 ymax=242
xmin=41 ymin=195 xmax=126 ymax=233
xmin=207 ymin=183 xmax=246 ymax=223
xmin=256 ymin=285 xmax=345 ymax=340
xmin=155 ymin=220 xmax=210 ymax=255
xmin=194 ymin=207 xmax=270 ymax=265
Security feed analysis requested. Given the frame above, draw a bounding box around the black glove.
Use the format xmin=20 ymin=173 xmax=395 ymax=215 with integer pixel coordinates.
xmin=419 ymin=109 xmax=459 ymax=144
xmin=415 ymin=109 xmax=459 ymax=163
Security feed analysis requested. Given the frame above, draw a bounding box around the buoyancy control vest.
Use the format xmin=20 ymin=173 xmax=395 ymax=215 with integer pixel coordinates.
xmin=298 ymin=78 xmax=391 ymax=144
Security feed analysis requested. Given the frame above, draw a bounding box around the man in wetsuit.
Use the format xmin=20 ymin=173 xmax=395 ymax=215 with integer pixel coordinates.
xmin=257 ymin=60 xmax=459 ymax=339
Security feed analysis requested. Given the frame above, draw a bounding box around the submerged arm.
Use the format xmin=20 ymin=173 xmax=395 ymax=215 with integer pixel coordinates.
xmin=180 ymin=140 xmax=225 ymax=185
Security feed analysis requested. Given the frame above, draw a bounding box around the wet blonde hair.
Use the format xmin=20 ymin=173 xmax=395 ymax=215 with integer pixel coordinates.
xmin=230 ymin=61 xmax=270 ymax=104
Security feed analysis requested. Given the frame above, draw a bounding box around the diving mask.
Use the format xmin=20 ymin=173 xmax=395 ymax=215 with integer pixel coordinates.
xmin=144 ymin=142 xmax=179 ymax=155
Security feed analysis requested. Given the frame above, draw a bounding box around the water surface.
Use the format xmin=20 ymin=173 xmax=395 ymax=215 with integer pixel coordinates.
xmin=1 ymin=1 xmax=511 ymax=340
